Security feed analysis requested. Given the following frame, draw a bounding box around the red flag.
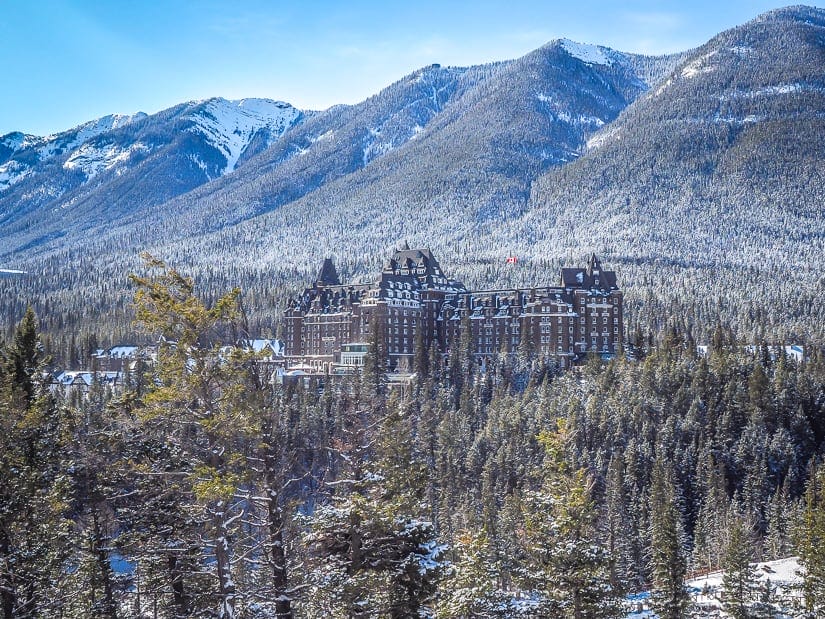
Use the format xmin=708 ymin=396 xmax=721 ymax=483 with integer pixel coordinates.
xmin=505 ymin=256 xmax=518 ymax=264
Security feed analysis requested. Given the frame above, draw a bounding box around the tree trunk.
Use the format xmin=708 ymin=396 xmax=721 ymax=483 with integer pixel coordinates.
xmin=0 ymin=529 xmax=15 ymax=619
xmin=266 ymin=482 xmax=292 ymax=618
xmin=91 ymin=507 xmax=118 ymax=619
xmin=214 ymin=508 xmax=236 ymax=619
xmin=167 ymin=554 xmax=187 ymax=619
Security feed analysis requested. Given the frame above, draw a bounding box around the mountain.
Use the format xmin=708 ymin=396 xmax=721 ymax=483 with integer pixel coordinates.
xmin=2 ymin=7 xmax=824 ymax=345
xmin=501 ymin=5 xmax=825 ymax=340
xmin=0 ymin=37 xmax=677 ymax=338
xmin=0 ymin=98 xmax=304 ymax=256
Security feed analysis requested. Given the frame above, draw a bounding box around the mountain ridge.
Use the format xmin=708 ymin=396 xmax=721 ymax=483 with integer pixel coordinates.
xmin=2 ymin=7 xmax=824 ymax=345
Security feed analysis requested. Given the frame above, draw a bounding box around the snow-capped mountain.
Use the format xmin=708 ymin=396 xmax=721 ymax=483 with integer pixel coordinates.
xmin=0 ymin=99 xmax=301 ymax=191
xmin=0 ymin=113 xmax=148 ymax=191
xmin=0 ymin=98 xmax=305 ymax=243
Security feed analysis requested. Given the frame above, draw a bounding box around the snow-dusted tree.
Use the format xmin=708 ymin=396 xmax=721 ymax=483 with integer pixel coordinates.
xmin=796 ymin=463 xmax=825 ymax=616
xmin=436 ymin=528 xmax=519 ymax=618
xmin=0 ymin=308 xmax=72 ymax=618
xmin=719 ymin=512 xmax=759 ymax=619
xmin=521 ymin=421 xmax=623 ymax=618
xmin=648 ymin=459 xmax=691 ymax=619
xmin=302 ymin=391 xmax=446 ymax=617
xmin=129 ymin=254 xmax=257 ymax=619
xmin=302 ymin=480 xmax=447 ymax=617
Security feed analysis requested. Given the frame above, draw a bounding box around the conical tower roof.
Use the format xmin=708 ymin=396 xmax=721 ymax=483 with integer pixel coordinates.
xmin=316 ymin=258 xmax=340 ymax=286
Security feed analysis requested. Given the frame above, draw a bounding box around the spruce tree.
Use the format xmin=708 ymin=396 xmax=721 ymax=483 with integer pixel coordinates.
xmin=796 ymin=464 xmax=825 ymax=616
xmin=522 ymin=421 xmax=623 ymax=618
xmin=648 ymin=459 xmax=691 ymax=619
xmin=0 ymin=308 xmax=71 ymax=618
xmin=719 ymin=512 xmax=758 ymax=619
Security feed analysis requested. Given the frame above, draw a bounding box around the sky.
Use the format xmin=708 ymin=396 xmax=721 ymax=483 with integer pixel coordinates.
xmin=1 ymin=0 xmax=824 ymax=136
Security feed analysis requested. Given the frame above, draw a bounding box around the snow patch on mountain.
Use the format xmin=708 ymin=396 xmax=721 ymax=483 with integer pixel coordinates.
xmin=63 ymin=142 xmax=151 ymax=179
xmin=719 ymin=82 xmax=820 ymax=102
xmin=0 ymin=160 xmax=32 ymax=192
xmin=536 ymin=93 xmax=606 ymax=128
xmin=38 ymin=112 xmax=148 ymax=160
xmin=311 ymin=130 xmax=334 ymax=144
xmin=681 ymin=51 xmax=718 ymax=78
xmin=560 ymin=39 xmax=615 ymax=65
xmin=189 ymin=153 xmax=212 ymax=179
xmin=190 ymin=98 xmax=301 ymax=175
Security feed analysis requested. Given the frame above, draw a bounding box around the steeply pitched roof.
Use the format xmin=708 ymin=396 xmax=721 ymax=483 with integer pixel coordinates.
xmin=316 ymin=258 xmax=340 ymax=286
xmin=560 ymin=255 xmax=618 ymax=291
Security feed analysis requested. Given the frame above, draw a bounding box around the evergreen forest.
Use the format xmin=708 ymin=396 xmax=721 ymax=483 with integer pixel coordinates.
xmin=2 ymin=260 xmax=825 ymax=618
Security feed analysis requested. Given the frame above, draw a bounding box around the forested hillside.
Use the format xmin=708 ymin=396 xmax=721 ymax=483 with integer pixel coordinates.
xmin=1 ymin=38 xmax=678 ymax=346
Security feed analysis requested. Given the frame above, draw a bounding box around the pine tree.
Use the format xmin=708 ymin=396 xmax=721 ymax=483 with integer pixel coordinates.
xmin=522 ymin=421 xmax=623 ymax=618
xmin=719 ymin=512 xmax=758 ymax=619
xmin=436 ymin=528 xmax=509 ymax=618
xmin=129 ymin=254 xmax=258 ymax=619
xmin=648 ymin=459 xmax=691 ymax=619
xmin=795 ymin=464 xmax=825 ymax=616
xmin=0 ymin=308 xmax=71 ymax=618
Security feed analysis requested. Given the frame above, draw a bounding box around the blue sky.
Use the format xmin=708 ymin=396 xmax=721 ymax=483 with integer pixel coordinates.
xmin=1 ymin=1 xmax=822 ymax=136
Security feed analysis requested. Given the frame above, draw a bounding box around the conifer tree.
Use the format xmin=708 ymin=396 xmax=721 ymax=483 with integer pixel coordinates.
xmin=522 ymin=421 xmax=623 ymax=618
xmin=436 ymin=528 xmax=509 ymax=618
xmin=796 ymin=464 xmax=825 ymax=616
xmin=719 ymin=512 xmax=758 ymax=619
xmin=0 ymin=308 xmax=71 ymax=618
xmin=648 ymin=459 xmax=691 ymax=619
xmin=129 ymin=254 xmax=256 ymax=619
xmin=302 ymin=394 xmax=446 ymax=617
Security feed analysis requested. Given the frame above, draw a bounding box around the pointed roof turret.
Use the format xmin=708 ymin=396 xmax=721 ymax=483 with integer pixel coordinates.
xmin=587 ymin=253 xmax=602 ymax=277
xmin=316 ymin=258 xmax=340 ymax=287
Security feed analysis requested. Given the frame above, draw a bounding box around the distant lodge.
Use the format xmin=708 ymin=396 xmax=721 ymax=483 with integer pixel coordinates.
xmin=283 ymin=246 xmax=624 ymax=374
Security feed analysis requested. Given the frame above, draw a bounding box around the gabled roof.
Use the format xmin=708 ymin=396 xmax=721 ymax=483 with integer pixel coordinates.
xmin=382 ymin=247 xmax=466 ymax=292
xmin=560 ymin=255 xmax=618 ymax=291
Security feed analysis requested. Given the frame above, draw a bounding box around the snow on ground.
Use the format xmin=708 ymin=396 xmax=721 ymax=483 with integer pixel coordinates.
xmin=626 ymin=557 xmax=803 ymax=617
xmin=560 ymin=38 xmax=615 ymax=65
xmin=681 ymin=51 xmax=718 ymax=78
xmin=718 ymin=82 xmax=821 ymax=102
xmin=190 ymin=98 xmax=301 ymax=175
xmin=536 ymin=93 xmax=606 ymax=128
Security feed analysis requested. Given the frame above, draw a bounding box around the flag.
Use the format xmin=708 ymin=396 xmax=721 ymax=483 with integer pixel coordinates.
xmin=505 ymin=256 xmax=518 ymax=264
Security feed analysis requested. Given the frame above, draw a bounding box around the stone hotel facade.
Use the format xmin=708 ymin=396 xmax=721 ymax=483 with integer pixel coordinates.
xmin=282 ymin=246 xmax=622 ymax=372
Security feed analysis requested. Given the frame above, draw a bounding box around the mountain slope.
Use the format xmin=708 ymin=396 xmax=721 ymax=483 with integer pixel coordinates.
xmin=134 ymin=39 xmax=671 ymax=260
xmin=495 ymin=5 xmax=825 ymax=339
xmin=0 ymin=98 xmax=304 ymax=256
xmin=5 ymin=8 xmax=825 ymax=345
